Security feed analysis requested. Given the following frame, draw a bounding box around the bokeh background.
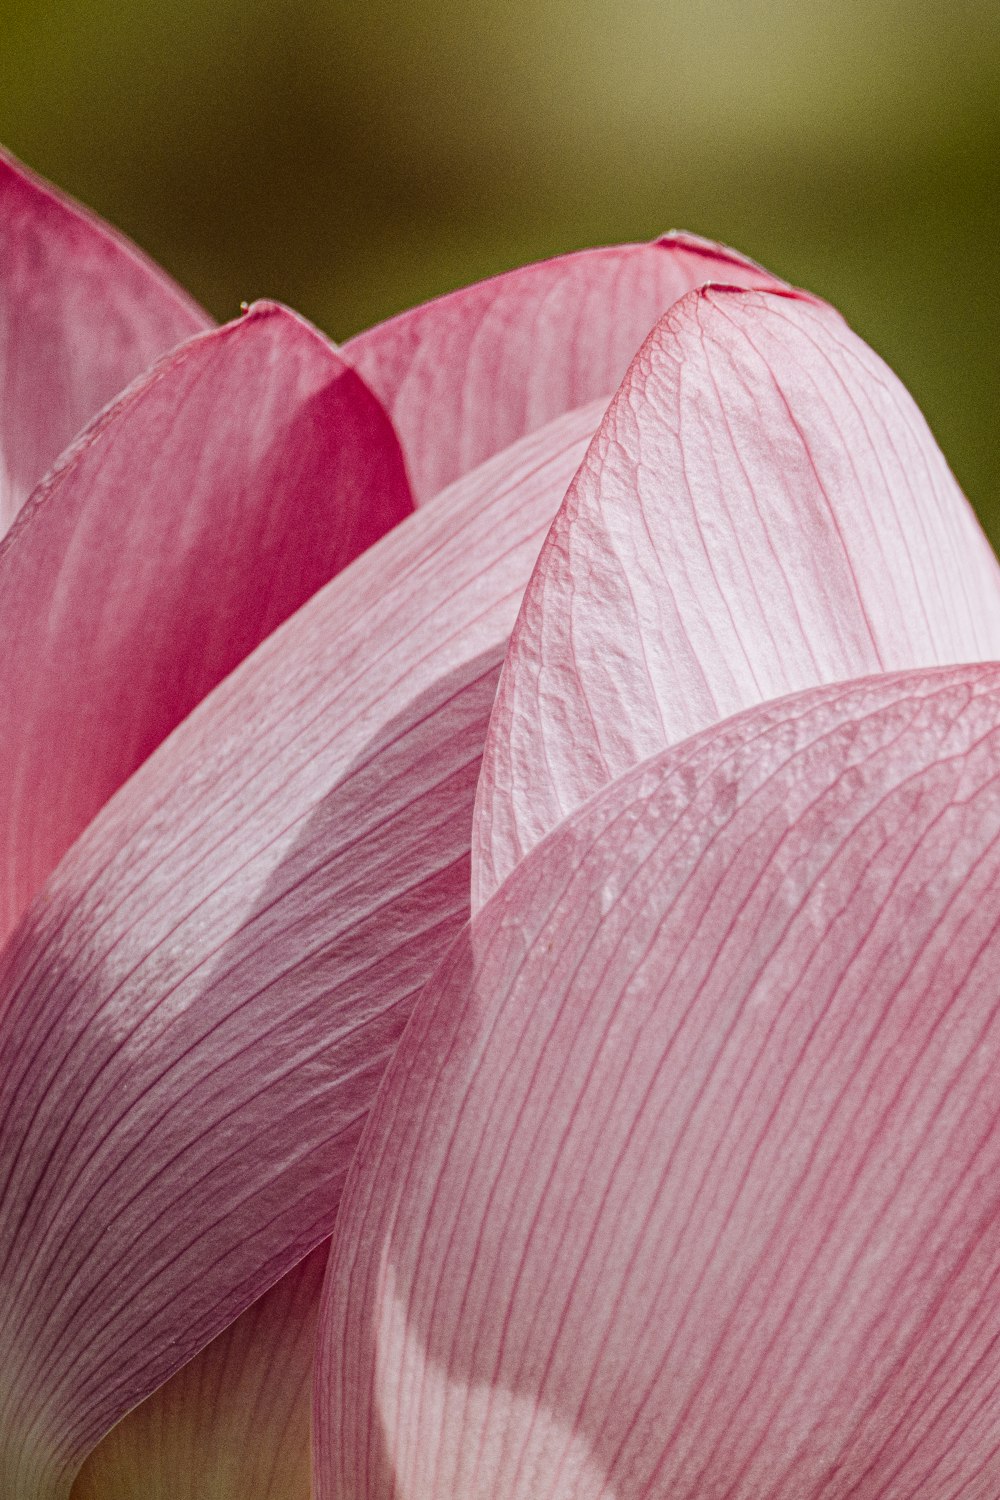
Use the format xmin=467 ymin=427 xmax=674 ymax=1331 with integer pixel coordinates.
xmin=2 ymin=0 xmax=997 ymax=539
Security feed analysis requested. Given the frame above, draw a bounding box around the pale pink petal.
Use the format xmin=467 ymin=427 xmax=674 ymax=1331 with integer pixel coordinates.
xmin=344 ymin=235 xmax=785 ymax=505
xmin=474 ymin=287 xmax=1000 ymax=905
xmin=0 ymin=401 xmax=596 ymax=1496
xmin=318 ymin=664 xmax=1000 ymax=1500
xmin=71 ymin=1246 xmax=326 ymax=1500
xmin=0 ymin=147 xmax=211 ymax=532
xmin=0 ymin=301 xmax=413 ymax=947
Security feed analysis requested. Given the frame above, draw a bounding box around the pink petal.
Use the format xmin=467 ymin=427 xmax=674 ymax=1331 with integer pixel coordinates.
xmin=0 ymin=302 xmax=413 ymax=948
xmin=71 ymin=1246 xmax=326 ymax=1500
xmin=0 ymin=401 xmax=596 ymax=1495
xmin=344 ymin=235 xmax=785 ymax=505
xmin=0 ymin=147 xmax=211 ymax=533
xmin=318 ymin=664 xmax=1000 ymax=1500
xmin=474 ymin=287 xmax=1000 ymax=906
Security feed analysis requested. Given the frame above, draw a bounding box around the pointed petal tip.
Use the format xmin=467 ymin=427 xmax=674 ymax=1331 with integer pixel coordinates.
xmin=3 ymin=300 xmax=344 ymax=555
xmin=472 ymin=275 xmax=1000 ymax=902
xmin=655 ymin=228 xmax=783 ymax=275
xmin=654 ymin=234 xmax=827 ymax=309
xmin=237 ymin=298 xmax=330 ymax=337
xmin=232 ymin=297 xmax=289 ymax=323
xmin=345 ymin=236 xmax=789 ymax=507
xmin=694 ymin=279 xmax=831 ymax=310
xmin=203 ymin=301 xmax=346 ymax=373
xmin=0 ymin=287 xmax=414 ymax=939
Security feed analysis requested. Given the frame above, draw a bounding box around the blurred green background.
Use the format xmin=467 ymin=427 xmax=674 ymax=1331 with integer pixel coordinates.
xmin=2 ymin=0 xmax=997 ymax=540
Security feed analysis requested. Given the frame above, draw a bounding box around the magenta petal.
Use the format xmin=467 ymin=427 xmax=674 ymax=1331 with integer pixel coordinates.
xmin=318 ymin=664 xmax=1000 ymax=1500
xmin=0 ymin=302 xmax=413 ymax=947
xmin=0 ymin=148 xmax=211 ymax=532
xmin=474 ymin=286 xmax=1000 ymax=905
xmin=0 ymin=402 xmax=595 ymax=1495
xmin=344 ymin=236 xmax=785 ymax=505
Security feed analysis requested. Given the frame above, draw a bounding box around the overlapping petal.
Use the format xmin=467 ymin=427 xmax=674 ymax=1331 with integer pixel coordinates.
xmin=0 ymin=301 xmax=413 ymax=944
xmin=344 ymin=235 xmax=785 ymax=504
xmin=3 ymin=145 xmax=998 ymax=1500
xmin=71 ymin=1245 xmax=327 ymax=1500
xmin=0 ymin=400 xmax=598 ymax=1497
xmin=318 ymin=664 xmax=1000 ymax=1500
xmin=473 ymin=286 xmax=1000 ymax=904
xmin=0 ymin=149 xmax=211 ymax=533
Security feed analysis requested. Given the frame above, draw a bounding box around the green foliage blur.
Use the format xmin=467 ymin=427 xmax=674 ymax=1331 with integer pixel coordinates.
xmin=2 ymin=0 xmax=997 ymax=540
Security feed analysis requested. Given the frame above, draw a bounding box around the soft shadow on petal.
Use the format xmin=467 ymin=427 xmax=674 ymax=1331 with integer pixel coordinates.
xmin=0 ymin=147 xmax=211 ymax=534
xmin=0 ymin=402 xmax=597 ymax=1497
xmin=370 ymin=1257 xmax=618 ymax=1500
xmin=344 ymin=235 xmax=785 ymax=506
xmin=0 ymin=302 xmax=413 ymax=944
xmin=319 ymin=665 xmax=1000 ymax=1500
xmin=474 ymin=286 xmax=1000 ymax=904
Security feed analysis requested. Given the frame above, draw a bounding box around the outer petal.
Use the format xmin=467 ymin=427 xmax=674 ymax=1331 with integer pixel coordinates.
xmin=0 ymin=400 xmax=597 ymax=1497
xmin=70 ymin=1246 xmax=327 ymax=1500
xmin=473 ymin=286 xmax=1000 ymax=905
xmin=0 ymin=148 xmax=211 ymax=532
xmin=344 ymin=235 xmax=784 ymax=504
xmin=0 ymin=301 xmax=413 ymax=946
xmin=318 ymin=664 xmax=1000 ymax=1500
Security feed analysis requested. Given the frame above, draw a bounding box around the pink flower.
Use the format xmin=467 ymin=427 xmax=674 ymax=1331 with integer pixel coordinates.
xmin=2 ymin=145 xmax=1000 ymax=1500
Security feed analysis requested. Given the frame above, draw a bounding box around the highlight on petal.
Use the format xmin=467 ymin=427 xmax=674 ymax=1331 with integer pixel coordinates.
xmin=474 ymin=285 xmax=1000 ymax=904
xmin=344 ymin=234 xmax=785 ymax=504
xmin=0 ymin=147 xmax=211 ymax=533
xmin=71 ymin=1245 xmax=327 ymax=1500
xmin=318 ymin=664 xmax=1000 ymax=1500
xmin=0 ymin=400 xmax=598 ymax=1496
xmin=0 ymin=301 xmax=413 ymax=947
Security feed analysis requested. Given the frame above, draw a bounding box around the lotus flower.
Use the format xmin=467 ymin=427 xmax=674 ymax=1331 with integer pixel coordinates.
xmin=2 ymin=144 xmax=1000 ymax=1500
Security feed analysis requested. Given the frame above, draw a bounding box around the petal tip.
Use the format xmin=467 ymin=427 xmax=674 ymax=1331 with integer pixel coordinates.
xmin=656 ymin=228 xmax=775 ymax=270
